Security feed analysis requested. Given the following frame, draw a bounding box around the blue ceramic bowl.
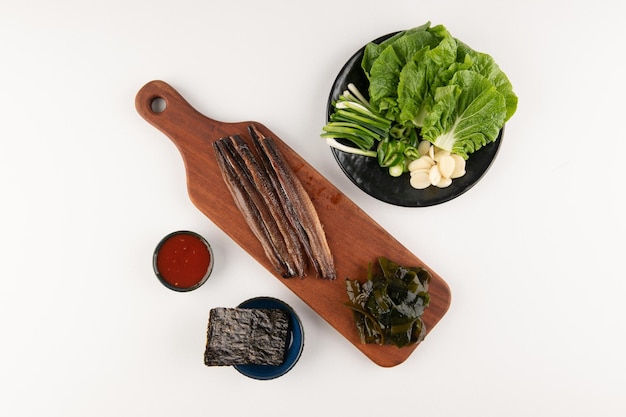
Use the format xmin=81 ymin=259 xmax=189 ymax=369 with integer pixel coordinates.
xmin=234 ymin=296 xmax=304 ymax=380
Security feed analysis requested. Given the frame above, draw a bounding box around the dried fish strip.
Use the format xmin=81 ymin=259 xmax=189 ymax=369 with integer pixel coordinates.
xmin=249 ymin=125 xmax=336 ymax=280
xmin=225 ymin=135 xmax=306 ymax=277
xmin=213 ymin=139 xmax=299 ymax=278
xmin=204 ymin=307 xmax=290 ymax=366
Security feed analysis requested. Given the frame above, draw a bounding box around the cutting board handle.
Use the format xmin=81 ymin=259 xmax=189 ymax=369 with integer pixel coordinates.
xmin=135 ymin=80 xmax=224 ymax=150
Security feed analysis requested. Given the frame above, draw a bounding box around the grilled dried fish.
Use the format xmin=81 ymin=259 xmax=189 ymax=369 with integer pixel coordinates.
xmin=224 ymin=135 xmax=306 ymax=276
xmin=249 ymin=125 xmax=336 ymax=280
xmin=213 ymin=138 xmax=302 ymax=278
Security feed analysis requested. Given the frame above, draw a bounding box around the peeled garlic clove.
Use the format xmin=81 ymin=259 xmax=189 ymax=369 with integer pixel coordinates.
xmin=450 ymin=154 xmax=466 ymax=178
xmin=428 ymin=164 xmax=441 ymax=186
xmin=410 ymin=168 xmax=430 ymax=179
xmin=408 ymin=156 xmax=434 ymax=172
xmin=428 ymin=144 xmax=435 ymax=160
xmin=438 ymin=154 xmax=455 ymax=178
xmin=409 ymin=170 xmax=431 ymax=189
xmin=451 ymin=169 xmax=466 ymax=179
xmin=433 ymin=148 xmax=450 ymax=163
xmin=417 ymin=140 xmax=431 ymax=156
xmin=435 ymin=177 xmax=453 ymax=188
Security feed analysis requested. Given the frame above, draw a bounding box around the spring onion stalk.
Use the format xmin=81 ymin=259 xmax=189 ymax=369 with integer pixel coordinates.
xmin=321 ymin=84 xmax=392 ymax=152
xmin=347 ymin=83 xmax=370 ymax=106
xmin=325 ymin=138 xmax=377 ymax=157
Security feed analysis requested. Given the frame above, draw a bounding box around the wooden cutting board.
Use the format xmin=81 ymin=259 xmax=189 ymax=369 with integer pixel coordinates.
xmin=135 ymin=80 xmax=451 ymax=367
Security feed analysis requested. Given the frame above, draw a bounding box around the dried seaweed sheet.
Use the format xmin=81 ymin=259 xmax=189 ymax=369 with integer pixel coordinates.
xmin=204 ymin=307 xmax=290 ymax=366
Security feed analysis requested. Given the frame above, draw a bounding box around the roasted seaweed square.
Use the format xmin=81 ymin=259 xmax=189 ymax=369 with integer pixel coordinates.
xmin=204 ymin=307 xmax=290 ymax=366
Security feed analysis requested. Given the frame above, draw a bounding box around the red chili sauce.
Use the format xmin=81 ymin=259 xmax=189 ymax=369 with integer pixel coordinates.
xmin=155 ymin=232 xmax=212 ymax=290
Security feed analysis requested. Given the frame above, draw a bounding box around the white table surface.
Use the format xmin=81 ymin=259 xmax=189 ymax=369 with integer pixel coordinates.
xmin=2 ymin=1 xmax=625 ymax=416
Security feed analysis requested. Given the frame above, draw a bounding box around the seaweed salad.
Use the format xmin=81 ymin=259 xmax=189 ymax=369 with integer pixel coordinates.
xmin=345 ymin=257 xmax=431 ymax=347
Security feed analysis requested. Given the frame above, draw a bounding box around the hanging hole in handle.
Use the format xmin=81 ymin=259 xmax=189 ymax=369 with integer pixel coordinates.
xmin=151 ymin=97 xmax=167 ymax=113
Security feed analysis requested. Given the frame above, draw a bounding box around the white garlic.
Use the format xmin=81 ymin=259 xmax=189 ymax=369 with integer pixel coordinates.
xmin=407 ymin=141 xmax=467 ymax=189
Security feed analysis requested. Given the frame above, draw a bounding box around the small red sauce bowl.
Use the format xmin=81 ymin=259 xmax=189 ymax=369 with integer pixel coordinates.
xmin=153 ymin=231 xmax=214 ymax=292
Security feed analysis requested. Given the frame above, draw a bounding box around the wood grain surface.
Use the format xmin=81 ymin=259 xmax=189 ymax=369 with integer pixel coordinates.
xmin=135 ymin=80 xmax=452 ymax=367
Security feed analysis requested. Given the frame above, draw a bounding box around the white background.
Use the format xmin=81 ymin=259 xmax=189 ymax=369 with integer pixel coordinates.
xmin=2 ymin=1 xmax=625 ymax=416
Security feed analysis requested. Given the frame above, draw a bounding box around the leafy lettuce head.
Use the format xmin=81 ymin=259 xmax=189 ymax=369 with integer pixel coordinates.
xmin=362 ymin=22 xmax=517 ymax=159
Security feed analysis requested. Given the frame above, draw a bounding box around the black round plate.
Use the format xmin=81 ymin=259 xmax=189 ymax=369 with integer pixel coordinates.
xmin=326 ymin=32 xmax=503 ymax=207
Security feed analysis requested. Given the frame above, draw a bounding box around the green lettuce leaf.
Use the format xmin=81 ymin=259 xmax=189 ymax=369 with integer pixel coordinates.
xmin=465 ymin=51 xmax=518 ymax=122
xmin=395 ymin=49 xmax=430 ymax=126
xmin=452 ymin=40 xmax=517 ymax=121
xmin=367 ymin=26 xmax=443 ymax=120
xmin=361 ymin=21 xmax=432 ymax=77
xmin=421 ymin=70 xmax=507 ymax=159
xmin=397 ymin=26 xmax=458 ymax=127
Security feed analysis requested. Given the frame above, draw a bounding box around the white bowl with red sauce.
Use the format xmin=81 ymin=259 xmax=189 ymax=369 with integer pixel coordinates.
xmin=153 ymin=230 xmax=214 ymax=292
